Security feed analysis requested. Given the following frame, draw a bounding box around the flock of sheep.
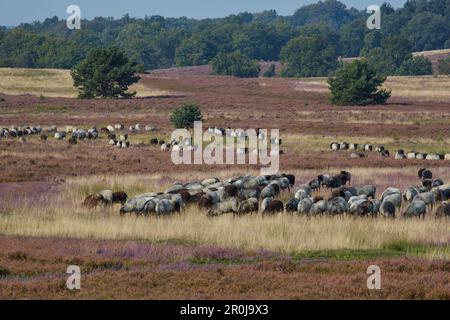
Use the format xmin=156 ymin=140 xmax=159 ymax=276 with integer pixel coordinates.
xmin=83 ymin=168 xmax=450 ymax=219
xmin=330 ymin=142 xmax=450 ymax=161
xmin=0 ymin=124 xmax=157 ymax=148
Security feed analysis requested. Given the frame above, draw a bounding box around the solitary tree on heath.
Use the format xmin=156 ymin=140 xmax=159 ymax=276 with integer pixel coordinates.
xmin=71 ymin=47 xmax=141 ymax=99
xmin=328 ymin=59 xmax=391 ymax=106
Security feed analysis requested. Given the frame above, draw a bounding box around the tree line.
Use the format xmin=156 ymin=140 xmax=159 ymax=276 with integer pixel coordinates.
xmin=1 ymin=0 xmax=450 ymax=77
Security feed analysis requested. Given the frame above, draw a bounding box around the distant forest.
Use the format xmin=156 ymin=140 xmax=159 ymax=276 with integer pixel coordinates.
xmin=1 ymin=0 xmax=450 ymax=74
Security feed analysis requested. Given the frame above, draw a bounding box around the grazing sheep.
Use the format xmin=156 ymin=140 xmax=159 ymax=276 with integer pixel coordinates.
xmin=413 ymin=192 xmax=435 ymax=209
xmin=403 ymin=187 xmax=420 ymax=202
xmin=156 ymin=199 xmax=177 ymax=215
xmin=294 ymin=189 xmax=309 ymax=201
xmin=380 ymin=201 xmax=396 ymax=218
xmin=99 ymin=190 xmax=114 ymax=204
xmin=54 ymin=132 xmax=66 ymax=140
xmin=114 ymin=124 xmax=124 ymax=130
xmin=435 ymin=202 xmax=450 ymax=218
xmin=432 ymin=179 xmax=444 ymax=188
xmin=237 ymin=188 xmax=260 ymax=201
xmin=207 ymin=198 xmax=238 ymax=216
xmin=348 ymin=194 xmax=368 ymax=206
xmin=340 ymin=142 xmax=349 ymax=150
xmin=364 ymin=144 xmax=373 ymax=152
xmin=418 ymin=168 xmax=432 ymax=180
xmin=407 ymin=152 xmax=417 ymax=159
xmin=202 ymin=177 xmax=220 ymax=186
xmin=416 ymin=153 xmax=427 ymax=160
xmin=286 ymin=198 xmax=300 ymax=213
xmin=381 ymin=150 xmax=390 ymax=158
xmin=327 ymin=197 xmax=348 ymax=215
xmin=297 ymin=198 xmax=313 ymax=215
xmin=349 ymin=200 xmax=372 ymax=217
xmin=112 ymin=192 xmax=128 ymax=205
xmin=402 ymin=199 xmax=426 ymax=219
xmin=68 ymin=137 xmax=78 ymax=145
xmin=309 ymin=200 xmax=328 ymax=215
xmin=356 ymin=185 xmax=376 ymax=199
xmin=309 ymin=179 xmax=321 ymax=191
xmin=395 ymin=150 xmax=406 ymax=160
xmin=375 ymin=145 xmax=385 ymax=153
xmin=261 ymin=184 xmax=279 ymax=199
xmin=40 ymin=134 xmax=48 ymax=141
xmin=350 ymin=152 xmax=366 ymax=158
xmin=236 ymin=198 xmax=259 ymax=215
xmin=260 ymin=197 xmax=273 ymax=213
xmin=445 ymin=154 xmax=450 ymax=161
xmin=330 ymin=143 xmax=340 ymax=151
xmin=150 ymin=138 xmax=158 ymax=145
xmin=262 ymin=200 xmax=284 ymax=214
xmin=318 ymin=175 xmax=331 ymax=187
xmin=349 ymin=143 xmax=358 ymax=150
xmin=82 ymin=194 xmax=104 ymax=208
xmin=426 ymin=154 xmax=441 ymax=161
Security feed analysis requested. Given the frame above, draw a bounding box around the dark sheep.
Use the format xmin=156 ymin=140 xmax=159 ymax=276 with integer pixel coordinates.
xmin=236 ymin=198 xmax=259 ymax=215
xmin=380 ymin=201 xmax=396 ymax=218
xmin=283 ymin=174 xmax=295 ymax=186
xmin=286 ymin=198 xmax=300 ymax=213
xmin=418 ymin=168 xmax=432 ymax=180
xmin=150 ymin=138 xmax=159 ymax=145
xmin=68 ymin=137 xmax=78 ymax=145
xmin=223 ymin=185 xmax=238 ymax=198
xmin=112 ymin=192 xmax=128 ymax=205
xmin=312 ymin=196 xmax=324 ymax=203
xmin=108 ymin=133 xmax=116 ymax=140
xmin=198 ymin=195 xmax=213 ymax=209
xmin=40 ymin=134 xmax=48 ymax=141
xmin=101 ymin=127 xmax=110 ymax=134
xmin=309 ymin=179 xmax=320 ymax=191
xmin=158 ymin=140 xmax=165 ymax=146
xmin=263 ymin=200 xmax=284 ymax=214
xmin=435 ymin=202 xmax=450 ymax=218
xmin=381 ymin=150 xmax=390 ymax=158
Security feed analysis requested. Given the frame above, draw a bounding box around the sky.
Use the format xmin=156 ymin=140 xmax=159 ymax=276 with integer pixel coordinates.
xmin=0 ymin=0 xmax=407 ymax=26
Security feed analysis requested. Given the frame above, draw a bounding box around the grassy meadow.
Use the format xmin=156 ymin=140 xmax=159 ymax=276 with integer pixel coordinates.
xmin=1 ymin=168 xmax=450 ymax=260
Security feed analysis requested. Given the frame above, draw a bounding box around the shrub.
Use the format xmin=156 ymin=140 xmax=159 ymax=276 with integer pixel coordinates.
xmin=328 ymin=59 xmax=391 ymax=106
xmin=211 ymin=51 xmax=260 ymax=78
xmin=437 ymin=56 xmax=450 ymax=75
xmin=263 ymin=64 xmax=276 ymax=78
xmin=170 ymin=103 xmax=203 ymax=129
xmin=397 ymin=56 xmax=432 ymax=76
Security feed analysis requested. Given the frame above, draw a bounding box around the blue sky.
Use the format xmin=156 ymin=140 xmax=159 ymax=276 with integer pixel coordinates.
xmin=1 ymin=0 xmax=407 ymax=26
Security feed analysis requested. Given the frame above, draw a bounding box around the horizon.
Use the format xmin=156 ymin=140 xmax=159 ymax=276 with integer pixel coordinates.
xmin=0 ymin=0 xmax=407 ymax=27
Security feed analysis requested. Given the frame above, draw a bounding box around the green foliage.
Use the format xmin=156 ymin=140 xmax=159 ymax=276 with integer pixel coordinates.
xmin=70 ymin=47 xmax=141 ymax=99
xmin=170 ymin=103 xmax=203 ymax=129
xmin=365 ymin=35 xmax=432 ymax=76
xmin=327 ymin=59 xmax=391 ymax=106
xmin=397 ymin=56 xmax=433 ymax=76
xmin=263 ymin=64 xmax=277 ymax=78
xmin=438 ymin=56 xmax=450 ymax=74
xmin=211 ymin=51 xmax=260 ymax=78
xmin=280 ymin=24 xmax=340 ymax=77
xmin=1 ymin=1 xmax=450 ymax=75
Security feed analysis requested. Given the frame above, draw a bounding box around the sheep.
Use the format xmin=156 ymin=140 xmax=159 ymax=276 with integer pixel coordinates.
xmin=364 ymin=144 xmax=373 ymax=152
xmin=381 ymin=150 xmax=390 ymax=158
xmin=435 ymin=202 xmax=450 ymax=218
xmin=161 ymin=144 xmax=169 ymax=152
xmin=260 ymin=184 xmax=279 ymax=199
xmin=309 ymin=200 xmax=328 ymax=215
xmin=415 ymin=153 xmax=427 ymax=160
xmin=54 ymin=132 xmax=66 ymax=140
xmin=380 ymin=201 xmax=396 ymax=218
xmin=207 ymin=198 xmax=238 ymax=216
xmin=317 ymin=175 xmax=331 ymax=187
xmin=375 ymin=145 xmax=385 ymax=153
xmin=262 ymin=200 xmax=284 ymax=214
xmin=237 ymin=188 xmax=260 ymax=201
xmin=381 ymin=187 xmax=402 ymax=208
xmin=426 ymin=154 xmax=441 ymax=161
xmin=327 ymin=197 xmax=348 ymax=215
xmin=349 ymin=143 xmax=358 ymax=150
xmin=445 ymin=154 xmax=450 ymax=161
xmin=413 ymin=192 xmax=435 ymax=210
xmin=107 ymin=125 xmax=115 ymax=132
xmin=349 ymin=200 xmax=372 ymax=217
xmin=150 ymin=138 xmax=159 ymax=145
xmin=407 ymin=152 xmax=417 ymax=160
xmin=395 ymin=150 xmax=406 ymax=160
xmin=308 ymin=179 xmax=321 ymax=191
xmin=340 ymin=142 xmax=349 ymax=150
xmin=418 ymin=168 xmax=432 ymax=180
xmin=156 ymin=199 xmax=177 ymax=215
xmin=432 ymin=179 xmax=444 ymax=188
xmin=260 ymin=197 xmax=273 ymax=213
xmin=370 ymin=199 xmax=381 ymax=216
xmin=348 ymin=194 xmax=368 ymax=206
xmin=356 ymin=185 xmax=376 ymax=199
xmin=403 ymin=187 xmax=420 ymax=202
xmin=40 ymin=134 xmax=48 ymax=141
xmin=330 ymin=143 xmax=340 ymax=151
xmin=68 ymin=137 xmax=78 ymax=145
xmin=402 ymin=199 xmax=426 ymax=219
xmin=82 ymin=194 xmax=104 ymax=209
xmin=202 ymin=177 xmax=220 ymax=186
xmin=351 ymin=152 xmax=366 ymax=158
xmin=99 ymin=190 xmax=114 ymax=204
xmin=119 ymin=134 xmax=128 ymax=142
xmin=294 ymin=189 xmax=309 ymax=201
xmin=297 ymin=198 xmax=313 ymax=215
xmin=112 ymin=192 xmax=128 ymax=205
xmin=286 ymin=198 xmax=300 ymax=213
xmin=114 ymin=124 xmax=124 ymax=130
xmin=236 ymin=198 xmax=258 ymax=215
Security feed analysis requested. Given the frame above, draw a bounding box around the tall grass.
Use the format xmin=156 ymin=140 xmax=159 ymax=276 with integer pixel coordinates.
xmin=1 ymin=168 xmax=449 ymax=258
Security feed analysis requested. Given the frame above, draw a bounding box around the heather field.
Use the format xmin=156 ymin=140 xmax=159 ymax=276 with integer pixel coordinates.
xmin=1 ymin=67 xmax=450 ymax=299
